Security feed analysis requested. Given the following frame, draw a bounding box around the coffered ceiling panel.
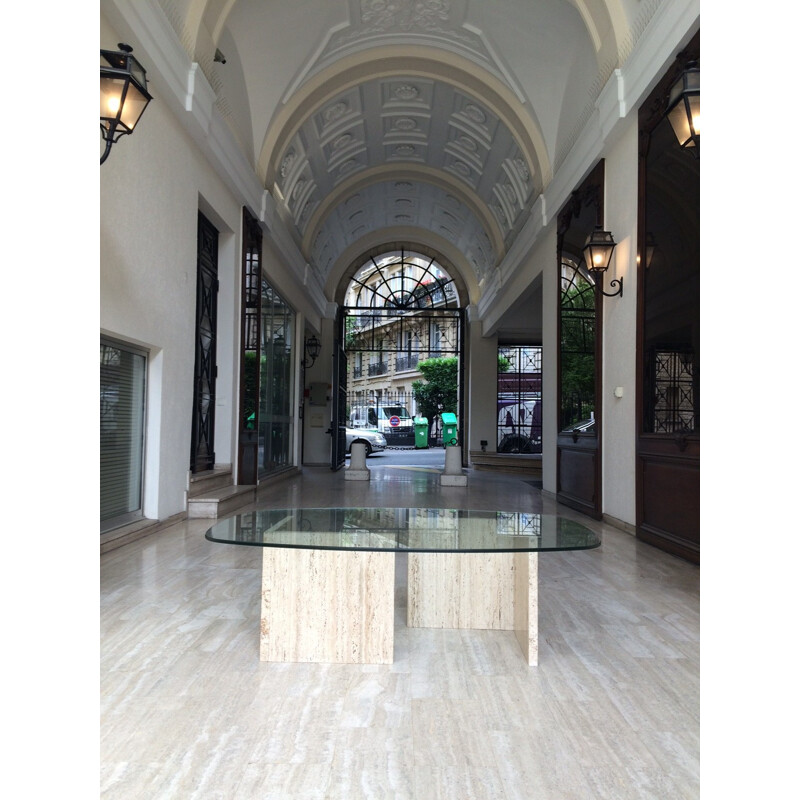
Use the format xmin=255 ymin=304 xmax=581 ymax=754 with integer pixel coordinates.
xmin=310 ymin=179 xmax=496 ymax=284
xmin=273 ymin=74 xmax=535 ymax=282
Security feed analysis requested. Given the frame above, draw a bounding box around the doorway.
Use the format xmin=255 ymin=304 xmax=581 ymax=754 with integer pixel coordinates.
xmin=190 ymin=211 xmax=219 ymax=473
xmin=331 ymin=249 xmax=465 ymax=469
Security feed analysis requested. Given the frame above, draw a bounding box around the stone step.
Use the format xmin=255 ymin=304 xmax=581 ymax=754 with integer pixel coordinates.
xmin=187 ymin=484 xmax=256 ymax=518
xmin=188 ymin=466 xmax=234 ymax=498
xmin=468 ymin=451 xmax=543 ymax=476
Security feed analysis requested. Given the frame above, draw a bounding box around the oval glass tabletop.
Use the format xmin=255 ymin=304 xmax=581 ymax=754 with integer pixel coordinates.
xmin=205 ymin=507 xmax=601 ymax=553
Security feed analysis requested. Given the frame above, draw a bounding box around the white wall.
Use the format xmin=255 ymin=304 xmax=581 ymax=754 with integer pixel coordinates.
xmin=302 ymin=317 xmax=335 ymax=466
xmin=601 ymin=115 xmax=638 ymax=527
xmin=466 ymin=309 xmax=498 ymax=454
xmin=537 ymin=227 xmax=559 ymax=495
xmin=101 ymin=16 xmax=243 ymax=521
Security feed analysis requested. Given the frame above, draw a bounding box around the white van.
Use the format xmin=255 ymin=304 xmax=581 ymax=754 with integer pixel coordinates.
xmin=350 ymin=405 xmax=413 ymax=434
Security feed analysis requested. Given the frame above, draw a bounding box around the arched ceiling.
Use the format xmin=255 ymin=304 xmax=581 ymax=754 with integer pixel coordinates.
xmin=162 ymin=0 xmax=649 ymax=300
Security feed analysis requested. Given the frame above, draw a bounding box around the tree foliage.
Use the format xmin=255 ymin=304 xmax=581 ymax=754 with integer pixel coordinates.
xmin=412 ymin=357 xmax=458 ymax=422
xmin=412 ymin=355 xmax=512 ymax=422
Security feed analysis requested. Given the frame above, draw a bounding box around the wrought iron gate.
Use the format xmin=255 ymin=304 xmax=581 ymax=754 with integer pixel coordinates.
xmin=190 ymin=212 xmax=219 ymax=473
xmin=340 ymin=250 xmax=465 ymax=450
xmin=330 ymin=307 xmax=348 ymax=470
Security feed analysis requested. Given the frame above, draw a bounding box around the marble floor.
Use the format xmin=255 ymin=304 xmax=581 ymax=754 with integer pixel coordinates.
xmin=100 ymin=465 xmax=700 ymax=799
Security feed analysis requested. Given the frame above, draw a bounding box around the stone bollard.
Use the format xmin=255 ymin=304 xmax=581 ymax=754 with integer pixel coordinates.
xmin=440 ymin=445 xmax=467 ymax=486
xmin=345 ymin=442 xmax=370 ymax=481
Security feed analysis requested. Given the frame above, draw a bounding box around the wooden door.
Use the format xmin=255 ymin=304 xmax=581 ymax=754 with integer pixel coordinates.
xmin=636 ymin=33 xmax=700 ymax=563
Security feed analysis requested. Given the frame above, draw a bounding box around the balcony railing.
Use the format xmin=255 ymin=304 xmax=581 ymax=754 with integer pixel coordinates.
xmin=395 ymin=354 xmax=419 ymax=371
xmin=368 ymin=362 xmax=389 ymax=376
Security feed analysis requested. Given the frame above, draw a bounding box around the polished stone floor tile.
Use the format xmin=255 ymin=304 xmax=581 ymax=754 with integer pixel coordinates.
xmin=101 ymin=465 xmax=699 ymax=799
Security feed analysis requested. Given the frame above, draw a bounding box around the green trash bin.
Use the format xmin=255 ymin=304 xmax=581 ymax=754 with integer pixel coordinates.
xmin=441 ymin=412 xmax=458 ymax=447
xmin=414 ymin=417 xmax=429 ymax=449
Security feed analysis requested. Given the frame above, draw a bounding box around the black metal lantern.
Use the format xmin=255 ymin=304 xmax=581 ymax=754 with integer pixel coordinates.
xmin=100 ymin=44 xmax=153 ymax=164
xmin=583 ymin=226 xmax=616 ymax=273
xmin=583 ymin=226 xmax=622 ymax=297
xmin=302 ymin=335 xmax=322 ymax=368
xmin=666 ymin=62 xmax=699 ymax=155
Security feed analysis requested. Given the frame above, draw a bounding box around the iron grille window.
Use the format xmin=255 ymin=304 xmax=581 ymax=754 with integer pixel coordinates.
xmin=646 ymin=348 xmax=697 ymax=433
xmin=497 ymin=345 xmax=542 ymax=454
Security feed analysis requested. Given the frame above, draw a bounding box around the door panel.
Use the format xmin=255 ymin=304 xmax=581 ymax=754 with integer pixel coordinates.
xmin=238 ymin=207 xmax=261 ymax=485
xmin=191 ymin=212 xmax=218 ymax=473
xmin=557 ymin=445 xmax=598 ymax=516
xmin=556 ymin=162 xmax=605 ymax=519
xmin=331 ymin=309 xmax=347 ymax=470
xmin=638 ymin=440 xmax=700 ymax=561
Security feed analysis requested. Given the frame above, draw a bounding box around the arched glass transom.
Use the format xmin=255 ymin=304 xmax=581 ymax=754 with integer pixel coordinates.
xmin=345 ymin=250 xmax=460 ymax=310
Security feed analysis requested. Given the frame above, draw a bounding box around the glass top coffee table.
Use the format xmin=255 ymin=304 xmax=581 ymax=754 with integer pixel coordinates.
xmin=206 ymin=508 xmax=600 ymax=666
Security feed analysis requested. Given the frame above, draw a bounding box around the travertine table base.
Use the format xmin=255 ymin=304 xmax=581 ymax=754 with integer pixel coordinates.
xmin=260 ymin=549 xmax=538 ymax=666
xmin=205 ymin=507 xmax=599 ymax=667
xmin=407 ymin=552 xmax=538 ymax=665
xmin=260 ymin=548 xmax=395 ymax=664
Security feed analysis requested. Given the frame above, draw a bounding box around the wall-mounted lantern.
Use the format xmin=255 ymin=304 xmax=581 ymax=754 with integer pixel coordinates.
xmin=100 ymin=44 xmax=153 ymax=164
xmin=302 ymin=335 xmax=322 ymax=369
xmin=583 ymin=226 xmax=622 ymax=297
xmin=666 ymin=62 xmax=699 ymax=155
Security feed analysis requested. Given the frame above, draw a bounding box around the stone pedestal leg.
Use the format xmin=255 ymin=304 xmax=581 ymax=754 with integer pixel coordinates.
xmin=407 ymin=551 xmax=538 ymax=665
xmin=513 ymin=552 xmax=538 ymax=666
xmin=260 ymin=548 xmax=395 ymax=664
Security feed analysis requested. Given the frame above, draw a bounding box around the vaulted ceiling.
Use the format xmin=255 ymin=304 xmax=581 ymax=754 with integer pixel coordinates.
xmin=148 ymin=0 xmax=664 ymax=297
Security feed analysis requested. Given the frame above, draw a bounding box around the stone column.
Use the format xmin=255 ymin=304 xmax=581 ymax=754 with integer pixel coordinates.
xmin=440 ymin=445 xmax=467 ymax=486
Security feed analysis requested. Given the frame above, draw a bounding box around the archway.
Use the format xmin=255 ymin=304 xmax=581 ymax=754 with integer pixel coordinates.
xmin=330 ymin=248 xmax=466 ymax=469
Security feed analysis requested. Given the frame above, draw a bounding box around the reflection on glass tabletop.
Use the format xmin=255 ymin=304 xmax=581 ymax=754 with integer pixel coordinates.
xmin=205 ymin=508 xmax=601 ymax=553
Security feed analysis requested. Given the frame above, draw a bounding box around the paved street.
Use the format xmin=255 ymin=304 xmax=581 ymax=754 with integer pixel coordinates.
xmin=350 ymin=445 xmax=448 ymax=469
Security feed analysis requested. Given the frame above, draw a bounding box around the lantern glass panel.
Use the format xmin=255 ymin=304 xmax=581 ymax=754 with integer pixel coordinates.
xmin=687 ymin=94 xmax=700 ymax=135
xmin=100 ymin=75 xmax=126 ymax=124
xmin=129 ymin=60 xmax=147 ymax=88
xmin=583 ymin=231 xmax=614 ymax=273
xmin=667 ymin=102 xmax=692 ymax=147
xmin=119 ymin=83 xmax=149 ymax=132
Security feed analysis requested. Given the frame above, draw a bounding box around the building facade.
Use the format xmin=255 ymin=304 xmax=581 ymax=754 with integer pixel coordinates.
xmin=100 ymin=0 xmax=700 ymax=562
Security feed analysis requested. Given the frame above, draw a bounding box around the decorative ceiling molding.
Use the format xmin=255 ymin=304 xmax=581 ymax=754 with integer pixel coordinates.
xmin=281 ymin=0 xmax=527 ymax=105
xmin=267 ymin=72 xmax=537 ymax=284
xmin=309 ymin=179 xmax=497 ymax=286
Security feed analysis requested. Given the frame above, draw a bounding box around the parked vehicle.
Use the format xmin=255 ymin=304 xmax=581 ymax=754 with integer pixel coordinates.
xmin=497 ymin=399 xmax=542 ymax=453
xmin=345 ymin=427 xmax=387 ymax=456
xmin=561 ymin=417 xmax=595 ymax=434
xmin=349 ymin=405 xmax=413 ymax=435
